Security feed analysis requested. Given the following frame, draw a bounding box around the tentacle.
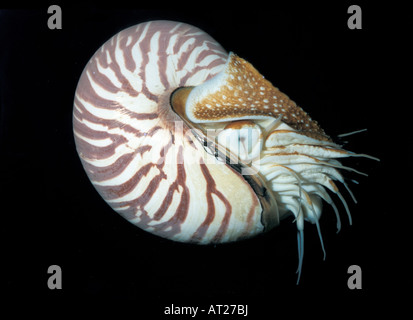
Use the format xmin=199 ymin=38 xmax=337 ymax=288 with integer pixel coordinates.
xmin=254 ymin=123 xmax=376 ymax=283
xmin=342 ymin=180 xmax=357 ymax=204
xmin=314 ymin=216 xmax=326 ymax=260
xmin=329 ymin=180 xmax=353 ymax=225
xmin=296 ymin=227 xmax=304 ymax=285
xmin=329 ymin=197 xmax=342 ymax=233
xmin=337 ymin=128 xmax=367 ymax=138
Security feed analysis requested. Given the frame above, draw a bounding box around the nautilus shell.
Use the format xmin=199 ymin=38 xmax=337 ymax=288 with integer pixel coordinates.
xmin=73 ymin=20 xmax=377 ymax=280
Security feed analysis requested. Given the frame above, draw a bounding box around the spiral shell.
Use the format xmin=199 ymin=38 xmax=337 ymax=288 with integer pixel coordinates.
xmin=73 ymin=20 xmax=377 ymax=279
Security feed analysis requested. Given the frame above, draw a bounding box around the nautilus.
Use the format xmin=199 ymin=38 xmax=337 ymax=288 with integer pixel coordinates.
xmin=73 ymin=20 xmax=377 ymax=281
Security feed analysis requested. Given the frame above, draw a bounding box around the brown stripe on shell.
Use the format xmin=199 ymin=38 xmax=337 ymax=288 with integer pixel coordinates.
xmin=240 ymin=193 xmax=260 ymax=239
xmin=97 ymin=31 xmax=139 ymax=97
xmin=118 ymin=28 xmax=142 ymax=72
xmin=156 ymin=27 xmax=173 ymax=91
xmin=86 ymin=59 xmax=120 ymax=94
xmin=191 ymin=162 xmax=232 ymax=242
xmin=149 ymin=145 xmax=191 ymax=239
xmin=136 ymin=22 xmax=164 ymax=102
xmin=98 ymin=134 xmax=173 ymax=201
xmin=75 ymin=133 xmax=127 ymax=160
xmin=74 ymin=97 xmax=160 ymax=140
xmin=178 ymin=58 xmax=227 ymax=87
xmin=75 ymin=78 xmax=120 ymax=110
xmin=74 ymin=117 xmax=111 ymax=141
xmin=109 ymin=142 xmax=191 ymax=240
xmin=98 ymin=162 xmax=155 ymax=200
xmin=81 ymin=145 xmax=152 ymax=183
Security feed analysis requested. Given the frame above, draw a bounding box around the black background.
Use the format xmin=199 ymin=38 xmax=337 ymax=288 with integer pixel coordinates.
xmin=1 ymin=4 xmax=410 ymax=316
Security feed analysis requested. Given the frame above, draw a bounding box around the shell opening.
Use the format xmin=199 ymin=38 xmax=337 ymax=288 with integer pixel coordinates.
xmin=171 ymin=51 xmax=378 ymax=282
